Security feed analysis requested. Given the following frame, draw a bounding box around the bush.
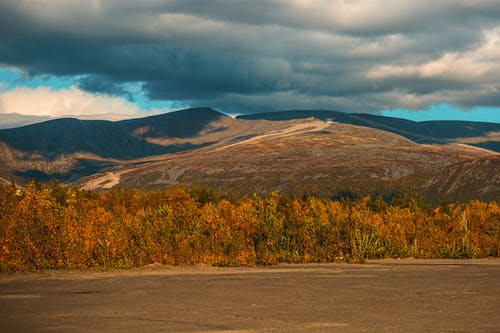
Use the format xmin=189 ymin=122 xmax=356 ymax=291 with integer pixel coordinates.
xmin=0 ymin=182 xmax=498 ymax=271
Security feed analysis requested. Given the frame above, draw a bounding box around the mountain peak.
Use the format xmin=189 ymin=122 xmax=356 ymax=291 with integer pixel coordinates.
xmin=119 ymin=107 xmax=228 ymax=139
xmin=168 ymin=107 xmax=226 ymax=117
xmin=122 ymin=107 xmax=226 ymax=123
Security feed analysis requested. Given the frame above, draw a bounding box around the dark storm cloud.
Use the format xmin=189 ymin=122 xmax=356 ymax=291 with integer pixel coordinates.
xmin=0 ymin=0 xmax=499 ymax=113
xmin=77 ymin=76 xmax=134 ymax=101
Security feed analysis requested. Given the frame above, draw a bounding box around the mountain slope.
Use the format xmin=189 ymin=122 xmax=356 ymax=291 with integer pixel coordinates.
xmin=79 ymin=119 xmax=496 ymax=202
xmin=119 ymin=107 xmax=229 ymax=139
xmin=1 ymin=107 xmax=498 ymax=203
xmin=0 ymin=118 xmax=165 ymax=159
xmin=0 ymin=108 xmax=300 ymax=184
xmin=237 ymin=110 xmax=500 ymax=150
xmin=424 ymin=155 xmax=500 ymax=203
xmin=0 ymin=108 xmax=233 ymax=184
xmin=0 ymin=108 xmax=230 ymax=160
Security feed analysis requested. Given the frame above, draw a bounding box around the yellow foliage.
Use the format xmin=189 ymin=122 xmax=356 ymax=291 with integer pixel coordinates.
xmin=0 ymin=182 xmax=498 ymax=271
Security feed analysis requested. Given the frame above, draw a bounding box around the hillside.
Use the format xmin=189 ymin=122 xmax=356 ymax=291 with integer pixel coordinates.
xmin=0 ymin=108 xmax=302 ymax=185
xmin=424 ymin=155 xmax=500 ymax=203
xmin=238 ymin=110 xmax=500 ymax=151
xmin=78 ymin=118 xmax=497 ymax=202
xmin=0 ymin=108 xmax=232 ymax=160
xmin=0 ymin=107 xmax=498 ymax=203
xmin=0 ymin=118 xmax=165 ymax=159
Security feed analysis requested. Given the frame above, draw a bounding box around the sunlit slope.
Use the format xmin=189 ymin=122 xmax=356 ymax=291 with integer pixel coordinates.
xmin=0 ymin=107 xmax=497 ymax=202
xmin=238 ymin=110 xmax=500 ymax=151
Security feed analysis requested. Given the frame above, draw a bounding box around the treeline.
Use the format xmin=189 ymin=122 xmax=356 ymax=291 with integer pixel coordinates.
xmin=0 ymin=181 xmax=499 ymax=271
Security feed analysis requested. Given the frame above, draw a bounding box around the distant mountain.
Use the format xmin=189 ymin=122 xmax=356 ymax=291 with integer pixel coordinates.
xmin=238 ymin=110 xmax=500 ymax=151
xmin=0 ymin=112 xmax=136 ymax=129
xmin=0 ymin=107 xmax=498 ymax=203
xmin=0 ymin=107 xmax=226 ymax=160
xmin=0 ymin=113 xmax=53 ymax=129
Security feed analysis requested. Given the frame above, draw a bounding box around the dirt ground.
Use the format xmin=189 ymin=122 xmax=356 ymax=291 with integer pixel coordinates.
xmin=1 ymin=259 xmax=499 ymax=332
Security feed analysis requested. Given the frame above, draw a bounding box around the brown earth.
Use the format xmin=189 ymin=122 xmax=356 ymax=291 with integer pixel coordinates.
xmin=1 ymin=260 xmax=499 ymax=332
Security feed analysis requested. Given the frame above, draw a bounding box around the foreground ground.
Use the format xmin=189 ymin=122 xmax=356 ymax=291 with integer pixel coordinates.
xmin=1 ymin=260 xmax=499 ymax=332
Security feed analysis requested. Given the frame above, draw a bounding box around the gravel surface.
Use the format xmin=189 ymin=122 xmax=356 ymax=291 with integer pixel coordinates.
xmin=1 ymin=259 xmax=499 ymax=332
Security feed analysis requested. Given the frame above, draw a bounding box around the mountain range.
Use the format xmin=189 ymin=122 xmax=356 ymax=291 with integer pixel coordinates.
xmin=0 ymin=107 xmax=498 ymax=203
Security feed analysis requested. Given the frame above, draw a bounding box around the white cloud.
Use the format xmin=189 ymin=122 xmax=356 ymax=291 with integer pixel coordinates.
xmin=366 ymin=26 xmax=500 ymax=83
xmin=0 ymin=86 xmax=147 ymax=119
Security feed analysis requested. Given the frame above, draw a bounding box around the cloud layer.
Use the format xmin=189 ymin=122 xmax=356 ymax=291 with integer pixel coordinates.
xmin=0 ymin=87 xmax=142 ymax=118
xmin=0 ymin=0 xmax=499 ymax=114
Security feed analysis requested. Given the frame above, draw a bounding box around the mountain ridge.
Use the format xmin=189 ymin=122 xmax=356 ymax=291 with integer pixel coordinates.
xmin=238 ymin=110 xmax=500 ymax=150
xmin=0 ymin=107 xmax=498 ymax=203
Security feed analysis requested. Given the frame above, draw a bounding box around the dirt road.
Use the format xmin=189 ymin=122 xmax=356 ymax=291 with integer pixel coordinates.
xmin=1 ymin=260 xmax=499 ymax=332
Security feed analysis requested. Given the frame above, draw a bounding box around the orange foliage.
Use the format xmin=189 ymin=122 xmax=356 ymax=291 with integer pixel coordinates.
xmin=0 ymin=181 xmax=498 ymax=271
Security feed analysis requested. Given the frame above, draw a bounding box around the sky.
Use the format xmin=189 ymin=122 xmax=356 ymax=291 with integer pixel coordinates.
xmin=0 ymin=0 xmax=499 ymax=124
